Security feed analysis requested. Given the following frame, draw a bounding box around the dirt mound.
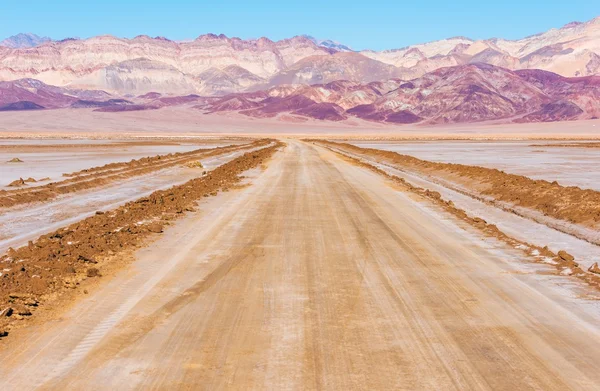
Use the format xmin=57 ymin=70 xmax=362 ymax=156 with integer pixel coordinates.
xmin=7 ymin=178 xmax=26 ymax=187
xmin=7 ymin=177 xmax=37 ymax=188
xmin=6 ymin=158 xmax=23 ymax=163
xmin=0 ymin=142 xmax=280 ymax=338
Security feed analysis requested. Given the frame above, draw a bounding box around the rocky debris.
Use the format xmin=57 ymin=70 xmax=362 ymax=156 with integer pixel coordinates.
xmin=9 ymin=293 xmax=40 ymax=307
xmin=12 ymin=305 xmax=32 ymax=316
xmin=184 ymin=161 xmax=204 ymax=169
xmin=558 ymin=250 xmax=575 ymax=263
xmin=7 ymin=157 xmax=23 ymax=163
xmin=588 ymin=262 xmax=600 ymax=275
xmin=147 ymin=223 xmax=164 ymax=233
xmin=424 ymin=190 xmax=442 ymax=200
xmin=86 ymin=268 xmax=101 ymax=278
xmin=78 ymin=255 xmax=97 ymax=264
xmin=0 ymin=141 xmax=280 ymax=337
xmin=472 ymin=217 xmax=487 ymax=228
xmin=0 ymin=294 xmax=40 ymax=327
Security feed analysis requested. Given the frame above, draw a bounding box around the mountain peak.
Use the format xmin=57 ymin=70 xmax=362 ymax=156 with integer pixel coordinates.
xmin=302 ymin=35 xmax=353 ymax=52
xmin=0 ymin=33 xmax=51 ymax=48
xmin=562 ymin=21 xmax=583 ymax=29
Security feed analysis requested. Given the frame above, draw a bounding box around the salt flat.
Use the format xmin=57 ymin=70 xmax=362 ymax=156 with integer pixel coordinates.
xmin=0 ymin=139 xmax=231 ymax=186
xmin=353 ymin=140 xmax=600 ymax=190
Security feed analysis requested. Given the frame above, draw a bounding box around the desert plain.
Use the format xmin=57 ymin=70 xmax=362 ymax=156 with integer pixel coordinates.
xmin=0 ymin=110 xmax=600 ymax=390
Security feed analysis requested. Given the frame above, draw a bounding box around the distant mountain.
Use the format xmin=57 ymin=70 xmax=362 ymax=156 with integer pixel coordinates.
xmin=302 ymin=35 xmax=353 ymax=52
xmin=0 ymin=78 xmax=110 ymax=109
xmin=0 ymin=33 xmax=51 ymax=48
xmin=203 ymin=63 xmax=600 ymax=124
xmin=361 ymin=16 xmax=600 ymax=78
xmin=0 ymin=16 xmax=599 ymax=96
xmin=2 ymin=61 xmax=598 ymax=125
xmin=0 ymin=34 xmax=335 ymax=95
xmin=264 ymin=52 xmax=404 ymax=87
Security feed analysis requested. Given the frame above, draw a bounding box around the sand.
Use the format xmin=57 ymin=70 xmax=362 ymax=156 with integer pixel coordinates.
xmin=1 ymin=107 xmax=600 ymax=138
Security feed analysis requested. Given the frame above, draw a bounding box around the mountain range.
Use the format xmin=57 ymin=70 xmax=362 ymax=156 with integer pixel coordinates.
xmin=0 ymin=18 xmax=599 ymax=125
xmin=0 ymin=16 xmax=599 ymax=97
xmin=2 ymin=63 xmax=598 ymax=124
xmin=201 ymin=63 xmax=600 ymax=124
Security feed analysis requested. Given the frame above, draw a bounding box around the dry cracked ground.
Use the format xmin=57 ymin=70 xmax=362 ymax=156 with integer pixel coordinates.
xmin=1 ymin=138 xmax=600 ymax=390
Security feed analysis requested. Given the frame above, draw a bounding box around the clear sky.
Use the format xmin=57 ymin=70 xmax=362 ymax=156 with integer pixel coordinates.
xmin=1 ymin=0 xmax=599 ymax=51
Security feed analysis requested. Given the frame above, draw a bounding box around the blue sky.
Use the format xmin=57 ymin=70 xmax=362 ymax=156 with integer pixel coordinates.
xmin=1 ymin=1 xmax=599 ymax=50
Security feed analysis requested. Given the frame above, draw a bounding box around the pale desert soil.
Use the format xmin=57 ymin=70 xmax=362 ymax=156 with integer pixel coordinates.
xmin=1 ymin=107 xmax=600 ymax=138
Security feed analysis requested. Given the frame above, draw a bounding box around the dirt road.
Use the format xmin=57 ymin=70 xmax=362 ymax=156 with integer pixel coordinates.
xmin=1 ymin=140 xmax=600 ymax=390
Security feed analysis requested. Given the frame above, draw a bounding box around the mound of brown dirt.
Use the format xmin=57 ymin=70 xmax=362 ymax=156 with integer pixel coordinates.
xmin=0 ymin=141 xmax=280 ymax=338
xmin=7 ymin=178 xmax=26 ymax=187
xmin=7 ymin=158 xmax=23 ymax=163
xmin=7 ymin=177 xmax=38 ymax=187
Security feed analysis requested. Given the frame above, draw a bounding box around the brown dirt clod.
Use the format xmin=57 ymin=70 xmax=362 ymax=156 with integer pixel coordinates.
xmin=148 ymin=223 xmax=164 ymax=233
xmin=86 ymin=268 xmax=101 ymax=278
xmin=588 ymin=262 xmax=600 ymax=275
xmin=558 ymin=250 xmax=575 ymax=263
